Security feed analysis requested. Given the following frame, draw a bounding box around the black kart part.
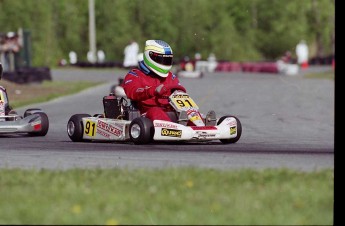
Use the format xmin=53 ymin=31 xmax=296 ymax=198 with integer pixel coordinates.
xmin=24 ymin=108 xmax=42 ymax=118
xmin=67 ymin=114 xmax=91 ymax=142
xmin=129 ymin=117 xmax=154 ymax=144
xmin=103 ymin=95 xmax=121 ymax=119
xmin=217 ymin=115 xmax=242 ymax=144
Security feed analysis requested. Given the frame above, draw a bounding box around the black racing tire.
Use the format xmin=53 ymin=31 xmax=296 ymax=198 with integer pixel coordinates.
xmin=129 ymin=117 xmax=154 ymax=144
xmin=24 ymin=108 xmax=42 ymax=118
xmin=28 ymin=112 xmax=49 ymax=136
xmin=217 ymin=115 xmax=242 ymax=144
xmin=67 ymin=114 xmax=91 ymax=142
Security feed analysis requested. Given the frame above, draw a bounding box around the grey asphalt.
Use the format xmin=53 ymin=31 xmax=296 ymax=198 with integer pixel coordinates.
xmin=0 ymin=66 xmax=334 ymax=171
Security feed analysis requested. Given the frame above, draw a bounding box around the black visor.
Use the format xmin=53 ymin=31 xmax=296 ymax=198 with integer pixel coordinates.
xmin=149 ymin=51 xmax=173 ymax=66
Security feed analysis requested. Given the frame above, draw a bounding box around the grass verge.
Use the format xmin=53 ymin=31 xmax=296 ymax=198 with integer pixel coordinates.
xmin=1 ymin=80 xmax=102 ymax=109
xmin=0 ymin=168 xmax=333 ymax=225
xmin=303 ymin=70 xmax=334 ymax=80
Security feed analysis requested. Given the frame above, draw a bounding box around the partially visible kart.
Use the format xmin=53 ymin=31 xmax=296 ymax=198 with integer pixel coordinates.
xmin=175 ymin=62 xmax=204 ymax=79
xmin=0 ymin=63 xmax=49 ymax=136
xmin=109 ymin=77 xmax=126 ymax=97
xmin=67 ymin=85 xmax=241 ymax=145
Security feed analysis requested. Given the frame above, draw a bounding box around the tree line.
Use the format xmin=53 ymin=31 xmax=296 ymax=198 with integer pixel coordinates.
xmin=0 ymin=0 xmax=335 ymax=67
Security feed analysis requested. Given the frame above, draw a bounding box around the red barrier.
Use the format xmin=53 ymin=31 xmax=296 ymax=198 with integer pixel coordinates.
xmin=216 ymin=61 xmax=278 ymax=73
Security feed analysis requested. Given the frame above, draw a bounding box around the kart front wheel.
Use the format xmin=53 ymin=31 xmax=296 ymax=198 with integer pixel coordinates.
xmin=67 ymin=114 xmax=91 ymax=142
xmin=28 ymin=112 xmax=49 ymax=136
xmin=217 ymin=116 xmax=242 ymax=144
xmin=129 ymin=117 xmax=154 ymax=144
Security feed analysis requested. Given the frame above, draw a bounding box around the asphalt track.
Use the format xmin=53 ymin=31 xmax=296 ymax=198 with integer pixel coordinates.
xmin=0 ymin=67 xmax=334 ymax=171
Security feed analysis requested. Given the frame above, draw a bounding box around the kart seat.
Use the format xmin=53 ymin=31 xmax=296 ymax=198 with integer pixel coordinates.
xmin=129 ymin=100 xmax=179 ymax=123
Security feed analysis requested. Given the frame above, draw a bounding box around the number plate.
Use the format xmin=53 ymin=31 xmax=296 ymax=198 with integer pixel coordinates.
xmin=170 ymin=93 xmax=198 ymax=111
xmin=84 ymin=120 xmax=96 ymax=137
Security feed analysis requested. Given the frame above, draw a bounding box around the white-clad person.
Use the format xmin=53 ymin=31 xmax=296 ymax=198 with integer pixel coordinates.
xmin=123 ymin=40 xmax=139 ymax=69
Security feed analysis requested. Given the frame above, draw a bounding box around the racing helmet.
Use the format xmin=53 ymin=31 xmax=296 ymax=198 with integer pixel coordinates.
xmin=143 ymin=40 xmax=173 ymax=78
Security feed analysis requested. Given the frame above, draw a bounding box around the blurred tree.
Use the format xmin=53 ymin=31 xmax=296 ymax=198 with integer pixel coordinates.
xmin=0 ymin=0 xmax=335 ymax=67
xmin=307 ymin=0 xmax=335 ymax=58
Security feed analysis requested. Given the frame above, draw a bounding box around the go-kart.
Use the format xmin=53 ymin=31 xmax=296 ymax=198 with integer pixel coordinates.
xmin=175 ymin=61 xmax=204 ymax=79
xmin=0 ymin=63 xmax=49 ymax=136
xmin=109 ymin=77 xmax=127 ymax=98
xmin=67 ymin=85 xmax=242 ymax=144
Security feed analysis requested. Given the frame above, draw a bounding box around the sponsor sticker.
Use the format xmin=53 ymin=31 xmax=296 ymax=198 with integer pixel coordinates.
xmin=224 ymin=117 xmax=236 ymax=127
xmin=97 ymin=120 xmax=122 ymax=137
xmin=154 ymin=122 xmax=178 ymax=129
xmin=97 ymin=129 xmax=110 ymax=138
xmin=172 ymin=94 xmax=189 ymax=98
xmin=230 ymin=126 xmax=236 ymax=135
xmin=161 ymin=128 xmax=182 ymax=138
xmin=197 ymin=133 xmax=216 ymax=139
xmin=136 ymin=88 xmax=144 ymax=92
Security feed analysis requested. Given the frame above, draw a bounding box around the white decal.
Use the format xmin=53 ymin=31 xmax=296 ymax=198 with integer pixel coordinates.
xmin=97 ymin=120 xmax=122 ymax=137
xmin=154 ymin=122 xmax=178 ymax=129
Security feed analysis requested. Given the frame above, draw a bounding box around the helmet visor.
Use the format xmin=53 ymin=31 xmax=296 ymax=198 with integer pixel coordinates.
xmin=149 ymin=51 xmax=173 ymax=66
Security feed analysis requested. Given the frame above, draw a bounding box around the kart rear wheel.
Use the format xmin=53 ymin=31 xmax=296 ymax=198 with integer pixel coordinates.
xmin=67 ymin=114 xmax=91 ymax=142
xmin=28 ymin=112 xmax=49 ymax=136
xmin=217 ymin=115 xmax=242 ymax=144
xmin=129 ymin=117 xmax=154 ymax=144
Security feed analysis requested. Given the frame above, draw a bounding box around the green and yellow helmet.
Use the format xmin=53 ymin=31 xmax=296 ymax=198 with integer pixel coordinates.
xmin=143 ymin=40 xmax=173 ymax=78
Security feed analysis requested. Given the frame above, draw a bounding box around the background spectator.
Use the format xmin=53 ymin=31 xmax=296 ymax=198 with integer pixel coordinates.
xmin=0 ymin=32 xmax=21 ymax=72
xmin=123 ymin=40 xmax=139 ymax=69
xmin=97 ymin=50 xmax=105 ymax=63
xmin=296 ymin=40 xmax=309 ymax=69
xmin=69 ymin=51 xmax=78 ymax=65
xmin=0 ymin=33 xmax=7 ymax=71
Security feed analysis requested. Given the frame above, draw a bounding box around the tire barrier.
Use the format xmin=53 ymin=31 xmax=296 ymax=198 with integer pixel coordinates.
xmin=2 ymin=67 xmax=52 ymax=84
xmin=73 ymin=61 xmax=123 ymax=68
xmin=215 ymin=62 xmax=279 ymax=73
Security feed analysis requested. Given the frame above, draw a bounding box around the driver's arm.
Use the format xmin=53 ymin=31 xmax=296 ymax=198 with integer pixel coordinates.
xmin=123 ymin=71 xmax=156 ymax=101
xmin=168 ymin=74 xmax=186 ymax=93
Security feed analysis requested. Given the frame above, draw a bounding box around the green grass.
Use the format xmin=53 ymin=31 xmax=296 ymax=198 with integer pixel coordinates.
xmin=303 ymin=70 xmax=334 ymax=80
xmin=10 ymin=81 xmax=102 ymax=109
xmin=0 ymin=168 xmax=333 ymax=225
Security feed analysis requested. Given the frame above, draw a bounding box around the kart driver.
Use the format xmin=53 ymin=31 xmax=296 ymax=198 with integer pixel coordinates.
xmin=123 ymin=40 xmax=186 ymax=122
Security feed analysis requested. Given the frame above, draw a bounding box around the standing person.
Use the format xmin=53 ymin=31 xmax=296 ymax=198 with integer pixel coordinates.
xmin=123 ymin=40 xmax=139 ymax=69
xmin=4 ymin=32 xmax=21 ymax=72
xmin=122 ymin=40 xmax=186 ymax=122
xmin=296 ymin=40 xmax=309 ymax=69
xmin=0 ymin=34 xmax=8 ymax=71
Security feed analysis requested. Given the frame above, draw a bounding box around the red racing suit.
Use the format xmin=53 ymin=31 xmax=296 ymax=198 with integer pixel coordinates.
xmin=123 ymin=68 xmax=186 ymax=121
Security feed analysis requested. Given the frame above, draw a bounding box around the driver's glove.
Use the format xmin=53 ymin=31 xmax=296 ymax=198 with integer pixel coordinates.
xmin=147 ymin=84 xmax=168 ymax=97
xmin=154 ymin=84 xmax=169 ymax=96
xmin=148 ymin=84 xmax=187 ymax=97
